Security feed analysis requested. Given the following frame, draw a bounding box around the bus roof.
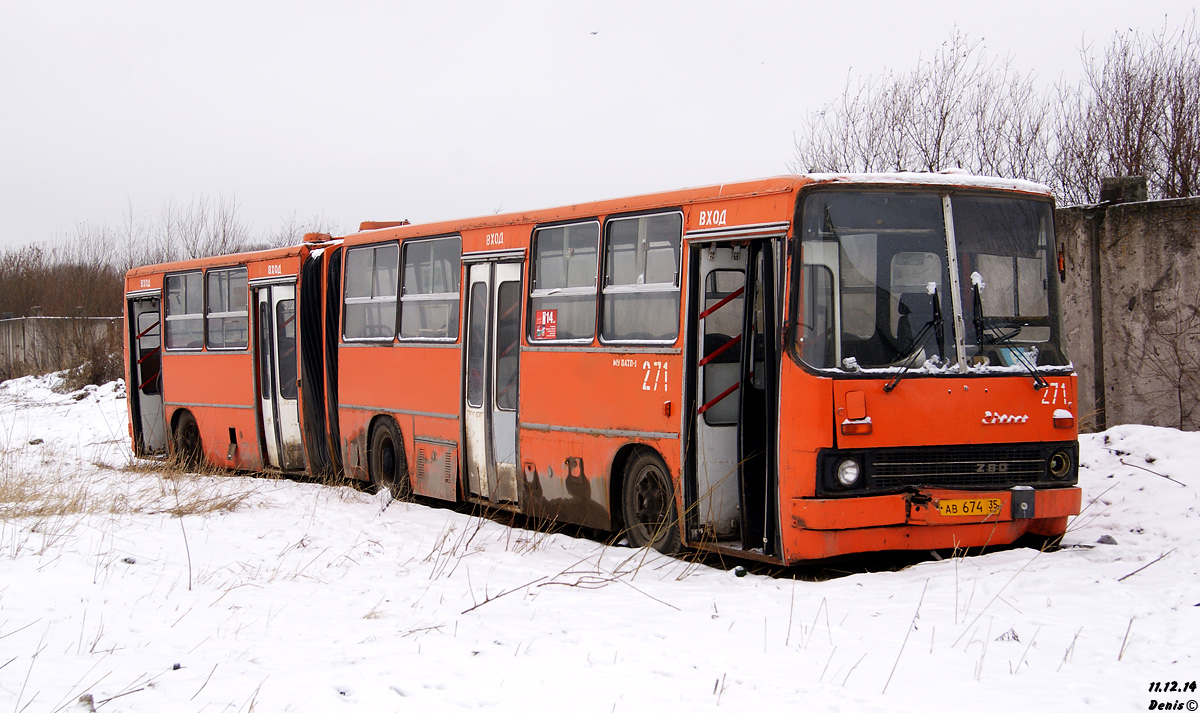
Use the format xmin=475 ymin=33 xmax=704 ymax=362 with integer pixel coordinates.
xmin=125 ymin=239 xmax=340 ymax=278
xmin=124 ymin=173 xmax=1054 ymax=273
xmin=345 ymin=172 xmax=1053 ymax=246
xmin=804 ymin=171 xmax=1053 ymax=195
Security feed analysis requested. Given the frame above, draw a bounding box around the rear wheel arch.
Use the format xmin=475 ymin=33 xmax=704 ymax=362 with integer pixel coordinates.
xmin=171 ymin=408 xmax=203 ymax=466
xmin=612 ymin=444 xmax=682 ymax=554
xmin=608 ymin=443 xmax=643 ymax=531
xmin=367 ymin=415 xmax=411 ymax=499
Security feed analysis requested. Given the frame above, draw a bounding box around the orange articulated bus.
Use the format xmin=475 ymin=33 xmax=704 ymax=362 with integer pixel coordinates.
xmin=124 ymin=174 xmax=1081 ymax=565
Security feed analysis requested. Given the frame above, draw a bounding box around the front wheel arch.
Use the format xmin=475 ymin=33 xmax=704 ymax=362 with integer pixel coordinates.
xmin=617 ymin=446 xmax=682 ymax=555
xmin=171 ymin=409 xmax=203 ymax=467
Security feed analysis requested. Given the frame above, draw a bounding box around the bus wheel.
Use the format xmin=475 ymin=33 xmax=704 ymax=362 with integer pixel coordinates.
xmin=621 ymin=449 xmax=681 ymax=554
xmin=369 ymin=419 xmax=410 ymax=499
xmin=173 ymin=412 xmax=202 ymax=467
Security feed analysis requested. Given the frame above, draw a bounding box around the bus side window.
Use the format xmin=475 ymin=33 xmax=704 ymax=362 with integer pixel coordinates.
xmin=529 ymin=221 xmax=599 ymax=342
xmin=400 ymin=236 xmax=461 ymax=341
xmin=343 ymin=244 xmax=399 ymax=341
xmin=164 ymin=271 xmax=204 ymax=350
xmin=801 ymin=264 xmax=835 ymax=368
xmin=600 ymin=212 xmax=682 ymax=342
xmin=205 ymin=266 xmax=248 ymax=350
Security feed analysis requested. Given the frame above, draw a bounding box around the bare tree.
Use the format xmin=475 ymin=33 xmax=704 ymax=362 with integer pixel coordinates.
xmin=117 ymin=197 xmax=153 ymax=271
xmin=158 ymin=194 xmax=253 ymax=260
xmin=793 ymin=16 xmax=1199 ymax=206
xmin=1053 ymin=25 xmax=1166 ymax=202
xmin=263 ymin=211 xmax=343 ymax=249
xmin=1049 ymin=13 xmax=1199 ymax=203
xmin=0 ymin=194 xmax=341 ymax=384
xmin=791 ymin=30 xmax=1053 ymax=179
xmin=971 ymin=61 xmax=1053 ymax=182
xmin=1156 ymin=13 xmax=1200 ymax=199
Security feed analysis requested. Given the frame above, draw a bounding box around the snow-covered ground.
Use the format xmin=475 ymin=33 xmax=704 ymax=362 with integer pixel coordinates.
xmin=0 ymin=374 xmax=1196 ymax=712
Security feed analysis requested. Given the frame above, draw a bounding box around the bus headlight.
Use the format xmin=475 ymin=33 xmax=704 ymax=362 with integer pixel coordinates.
xmin=1048 ymin=450 xmax=1072 ymax=480
xmin=836 ymin=458 xmax=862 ymax=488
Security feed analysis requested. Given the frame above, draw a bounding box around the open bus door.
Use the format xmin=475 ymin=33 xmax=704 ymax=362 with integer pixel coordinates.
xmin=687 ymin=236 xmax=782 ymax=556
xmin=128 ymin=294 xmax=167 ymax=456
xmin=463 ymin=258 xmax=523 ymax=505
xmin=256 ymin=284 xmax=306 ymax=471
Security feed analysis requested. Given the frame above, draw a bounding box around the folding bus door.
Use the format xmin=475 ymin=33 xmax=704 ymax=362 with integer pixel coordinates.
xmin=463 ymin=259 xmax=523 ymax=504
xmin=128 ymin=295 xmax=167 ymax=455
xmin=256 ymin=284 xmax=307 ymax=471
xmin=689 ymin=244 xmax=746 ymax=541
xmin=687 ymin=237 xmax=781 ymax=555
xmin=737 ymin=240 xmax=781 ymax=556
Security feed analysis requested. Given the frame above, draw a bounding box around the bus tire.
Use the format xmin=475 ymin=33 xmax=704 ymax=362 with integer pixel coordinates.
xmin=620 ymin=449 xmax=681 ymax=554
xmin=369 ymin=418 xmax=410 ymax=499
xmin=173 ymin=411 xmax=202 ymax=467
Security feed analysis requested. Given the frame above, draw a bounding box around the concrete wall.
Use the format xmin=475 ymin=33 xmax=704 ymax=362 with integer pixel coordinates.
xmin=1058 ymin=195 xmax=1200 ymax=431
xmin=0 ymin=316 xmax=121 ymax=377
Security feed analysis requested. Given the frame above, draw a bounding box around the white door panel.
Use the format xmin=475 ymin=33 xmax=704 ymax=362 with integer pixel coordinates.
xmin=693 ymin=246 xmax=746 ymax=537
xmin=131 ymin=297 xmax=167 ymax=454
xmin=464 ymin=261 xmax=522 ymax=504
xmin=257 ymin=284 xmax=306 ymax=471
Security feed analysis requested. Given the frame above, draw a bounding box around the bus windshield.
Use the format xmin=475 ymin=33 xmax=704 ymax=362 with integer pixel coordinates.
xmin=795 ymin=188 xmax=1068 ymax=373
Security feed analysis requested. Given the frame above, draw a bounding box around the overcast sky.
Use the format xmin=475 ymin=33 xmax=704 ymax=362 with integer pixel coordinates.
xmin=0 ymin=1 xmax=1192 ymax=250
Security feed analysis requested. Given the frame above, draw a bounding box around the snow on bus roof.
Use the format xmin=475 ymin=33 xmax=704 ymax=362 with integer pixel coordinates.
xmin=803 ymin=171 xmax=1053 ymax=195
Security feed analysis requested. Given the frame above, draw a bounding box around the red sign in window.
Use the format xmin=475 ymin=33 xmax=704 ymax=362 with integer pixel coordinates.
xmin=534 ymin=309 xmax=557 ymax=339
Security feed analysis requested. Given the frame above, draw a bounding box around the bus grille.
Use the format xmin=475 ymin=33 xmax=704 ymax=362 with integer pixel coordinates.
xmin=872 ymin=447 xmax=1044 ymax=489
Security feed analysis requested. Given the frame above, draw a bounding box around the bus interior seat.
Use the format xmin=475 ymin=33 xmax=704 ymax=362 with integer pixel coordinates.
xmin=896 ymin=292 xmax=936 ymax=355
xmin=703 ymin=333 xmax=739 ymax=363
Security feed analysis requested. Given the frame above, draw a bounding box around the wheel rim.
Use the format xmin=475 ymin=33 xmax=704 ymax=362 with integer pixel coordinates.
xmin=632 ymin=465 xmax=669 ymax=532
xmin=178 ymin=419 xmax=200 ymax=462
xmin=379 ymin=437 xmax=396 ymax=486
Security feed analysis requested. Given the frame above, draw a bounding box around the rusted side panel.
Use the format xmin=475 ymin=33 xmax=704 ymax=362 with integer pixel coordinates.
xmin=518 ymin=346 xmax=683 ymax=531
xmin=413 ymin=438 xmax=458 ymax=501
xmin=410 ymin=415 xmax=459 ymax=497
xmin=160 ymin=351 xmax=264 ymax=470
xmin=339 ymin=419 xmax=370 ymax=481
xmin=337 ymin=343 xmax=461 ymax=482
xmin=162 ymin=403 xmax=263 ymax=471
xmin=517 ymin=430 xmax=614 ymax=530
xmin=516 ymin=428 xmax=683 ymax=531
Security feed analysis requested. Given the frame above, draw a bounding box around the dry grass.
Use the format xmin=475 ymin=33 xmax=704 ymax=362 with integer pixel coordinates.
xmin=0 ymin=448 xmax=256 ymax=522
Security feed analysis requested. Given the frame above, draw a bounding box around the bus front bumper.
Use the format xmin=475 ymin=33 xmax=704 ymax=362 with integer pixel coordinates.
xmin=783 ymin=486 xmax=1082 ymax=561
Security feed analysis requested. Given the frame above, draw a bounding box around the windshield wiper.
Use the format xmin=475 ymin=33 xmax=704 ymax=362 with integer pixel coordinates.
xmin=884 ymin=287 xmax=944 ymax=393
xmin=971 ymin=280 xmax=1048 ymax=391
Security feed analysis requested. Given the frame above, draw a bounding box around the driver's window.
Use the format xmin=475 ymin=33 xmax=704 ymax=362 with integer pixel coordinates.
xmin=888 ymin=251 xmax=942 ymax=349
